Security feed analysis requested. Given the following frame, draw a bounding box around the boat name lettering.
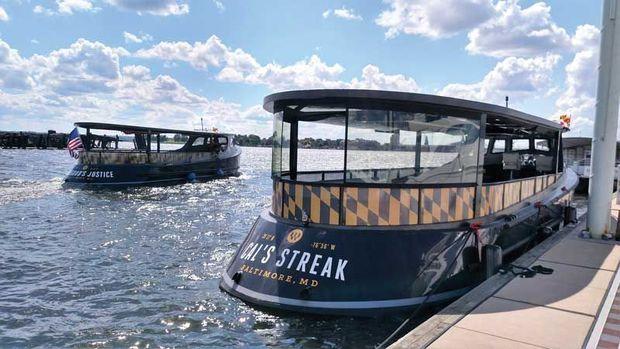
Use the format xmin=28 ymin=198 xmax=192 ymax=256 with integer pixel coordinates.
xmin=239 ymin=242 xmax=348 ymax=281
xmin=239 ymin=264 xmax=319 ymax=287
xmin=69 ymin=170 xmax=115 ymax=178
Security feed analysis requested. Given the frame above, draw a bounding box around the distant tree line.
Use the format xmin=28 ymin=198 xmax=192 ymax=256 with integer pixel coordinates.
xmin=161 ymin=133 xmax=458 ymax=152
xmin=234 ymin=134 xmax=273 ymax=147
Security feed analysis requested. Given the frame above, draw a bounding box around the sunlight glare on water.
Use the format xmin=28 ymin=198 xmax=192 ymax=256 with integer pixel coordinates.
xmin=0 ymin=147 xmax=409 ymax=348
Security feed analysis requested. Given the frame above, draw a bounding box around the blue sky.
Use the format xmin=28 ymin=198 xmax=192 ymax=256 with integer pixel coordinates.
xmin=0 ymin=0 xmax=605 ymax=136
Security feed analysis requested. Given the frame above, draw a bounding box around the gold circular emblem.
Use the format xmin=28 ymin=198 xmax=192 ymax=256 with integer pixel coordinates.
xmin=286 ymin=229 xmax=303 ymax=244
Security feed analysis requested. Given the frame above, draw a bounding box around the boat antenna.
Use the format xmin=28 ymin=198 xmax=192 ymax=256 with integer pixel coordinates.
xmin=201 ymin=117 xmax=204 ymax=131
xmin=505 ymin=96 xmax=509 ymax=108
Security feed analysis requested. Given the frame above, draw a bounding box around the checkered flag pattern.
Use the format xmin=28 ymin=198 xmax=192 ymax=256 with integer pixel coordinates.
xmin=281 ymin=182 xmax=340 ymax=225
xmin=343 ymin=187 xmax=419 ymax=226
xmin=420 ymin=187 xmax=475 ymax=224
xmin=271 ymin=173 xmax=564 ymax=225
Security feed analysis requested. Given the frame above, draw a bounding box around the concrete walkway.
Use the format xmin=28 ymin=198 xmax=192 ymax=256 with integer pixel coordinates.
xmin=391 ymin=219 xmax=620 ymax=349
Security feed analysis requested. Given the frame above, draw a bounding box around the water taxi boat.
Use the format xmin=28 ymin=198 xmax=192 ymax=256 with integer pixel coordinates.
xmin=221 ymin=89 xmax=578 ymax=316
xmin=64 ymin=122 xmax=241 ymax=187
xmin=563 ymin=137 xmax=620 ymax=193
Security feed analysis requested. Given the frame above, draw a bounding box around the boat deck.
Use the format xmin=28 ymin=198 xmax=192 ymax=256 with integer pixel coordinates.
xmin=390 ymin=201 xmax=620 ymax=349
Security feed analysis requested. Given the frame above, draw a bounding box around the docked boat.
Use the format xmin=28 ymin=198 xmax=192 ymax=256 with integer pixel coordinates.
xmin=64 ymin=122 xmax=241 ymax=187
xmin=220 ymin=89 xmax=578 ymax=316
xmin=563 ymin=137 xmax=620 ymax=193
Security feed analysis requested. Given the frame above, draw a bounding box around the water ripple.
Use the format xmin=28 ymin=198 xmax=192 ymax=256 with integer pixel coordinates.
xmin=0 ymin=148 xmax=408 ymax=348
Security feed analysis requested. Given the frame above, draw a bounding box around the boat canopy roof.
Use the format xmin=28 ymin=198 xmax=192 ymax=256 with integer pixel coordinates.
xmin=263 ymin=89 xmax=563 ymax=134
xmin=74 ymin=122 xmax=232 ymax=136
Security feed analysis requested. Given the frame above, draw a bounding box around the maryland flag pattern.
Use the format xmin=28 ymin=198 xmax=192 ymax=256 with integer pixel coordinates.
xmin=559 ymin=114 xmax=571 ymax=129
xmin=272 ymin=173 xmax=564 ymax=225
xmin=281 ymin=182 xmax=340 ymax=225
xmin=477 ymin=184 xmax=504 ymax=217
xmin=521 ymin=178 xmax=536 ymax=199
xmin=343 ymin=187 xmax=419 ymax=226
xmin=535 ymin=176 xmax=545 ymax=193
xmin=503 ymin=181 xmax=521 ymax=209
xmin=272 ymin=181 xmax=283 ymax=217
xmin=419 ymin=187 xmax=475 ymax=224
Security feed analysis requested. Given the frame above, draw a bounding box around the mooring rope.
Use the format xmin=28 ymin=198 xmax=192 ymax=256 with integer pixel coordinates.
xmin=375 ymin=227 xmax=477 ymax=349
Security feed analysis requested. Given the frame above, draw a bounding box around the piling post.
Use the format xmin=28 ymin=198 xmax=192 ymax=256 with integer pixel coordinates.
xmin=588 ymin=0 xmax=620 ymax=238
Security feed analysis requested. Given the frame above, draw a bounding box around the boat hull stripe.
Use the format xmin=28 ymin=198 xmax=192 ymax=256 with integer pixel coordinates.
xmin=221 ymin=273 xmax=470 ymax=309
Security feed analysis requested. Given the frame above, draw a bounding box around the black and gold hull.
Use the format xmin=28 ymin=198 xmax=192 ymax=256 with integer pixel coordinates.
xmin=220 ymin=170 xmax=578 ymax=316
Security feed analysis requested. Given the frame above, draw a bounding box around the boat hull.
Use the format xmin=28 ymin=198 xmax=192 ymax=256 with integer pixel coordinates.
xmin=220 ymin=211 xmax=476 ymax=316
xmin=221 ymin=171 xmax=579 ymax=316
xmin=64 ymin=152 xmax=240 ymax=187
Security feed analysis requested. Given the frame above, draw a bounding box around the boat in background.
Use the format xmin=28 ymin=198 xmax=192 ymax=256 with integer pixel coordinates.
xmin=563 ymin=137 xmax=620 ymax=193
xmin=64 ymin=122 xmax=241 ymax=187
xmin=221 ymin=89 xmax=578 ymax=316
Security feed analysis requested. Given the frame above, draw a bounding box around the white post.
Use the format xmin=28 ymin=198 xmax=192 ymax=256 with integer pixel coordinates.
xmin=588 ymin=0 xmax=620 ymax=238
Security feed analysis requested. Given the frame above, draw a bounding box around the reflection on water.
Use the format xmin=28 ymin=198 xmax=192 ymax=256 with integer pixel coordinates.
xmin=0 ymin=147 xmax=422 ymax=348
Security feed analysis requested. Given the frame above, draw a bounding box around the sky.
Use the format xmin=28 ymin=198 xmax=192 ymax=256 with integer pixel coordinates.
xmin=0 ymin=0 xmax=605 ymax=137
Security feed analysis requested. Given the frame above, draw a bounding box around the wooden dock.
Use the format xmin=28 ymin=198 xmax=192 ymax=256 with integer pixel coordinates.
xmin=390 ymin=209 xmax=620 ymax=349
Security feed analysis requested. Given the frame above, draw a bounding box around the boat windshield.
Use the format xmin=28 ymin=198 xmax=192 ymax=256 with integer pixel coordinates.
xmin=272 ymin=106 xmax=481 ymax=185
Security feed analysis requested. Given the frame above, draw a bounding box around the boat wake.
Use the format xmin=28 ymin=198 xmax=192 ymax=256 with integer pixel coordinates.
xmin=0 ymin=177 xmax=64 ymax=205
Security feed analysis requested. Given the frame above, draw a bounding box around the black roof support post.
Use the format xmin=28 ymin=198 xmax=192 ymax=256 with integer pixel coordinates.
xmin=290 ymin=120 xmax=298 ymax=181
xmin=474 ymin=113 xmax=487 ymax=218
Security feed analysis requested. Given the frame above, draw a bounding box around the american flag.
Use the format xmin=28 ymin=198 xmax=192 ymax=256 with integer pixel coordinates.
xmin=67 ymin=127 xmax=84 ymax=159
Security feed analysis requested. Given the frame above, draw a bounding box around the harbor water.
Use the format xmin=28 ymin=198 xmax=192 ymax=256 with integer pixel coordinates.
xmin=0 ymin=147 xmax=424 ymax=348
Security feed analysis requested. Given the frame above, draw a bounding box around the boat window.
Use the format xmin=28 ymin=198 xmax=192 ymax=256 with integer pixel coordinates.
xmin=512 ymin=139 xmax=530 ymax=151
xmin=271 ymin=105 xmax=482 ymax=185
xmin=272 ymin=112 xmax=284 ymax=174
xmin=484 ymin=139 xmax=490 ymax=152
xmin=218 ymin=136 xmax=228 ymax=151
xmin=535 ymin=139 xmax=550 ymax=151
xmin=297 ymin=117 xmax=345 ymax=178
xmin=492 ymin=139 xmax=505 ymax=153
xmin=282 ymin=120 xmax=291 ymax=173
xmin=192 ymin=137 xmax=205 ymax=147
xmin=345 ymin=109 xmax=480 ymax=184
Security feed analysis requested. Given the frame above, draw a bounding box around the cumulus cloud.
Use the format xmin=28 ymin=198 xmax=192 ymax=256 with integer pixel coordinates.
xmin=466 ymin=0 xmax=571 ymax=57
xmin=0 ymin=40 xmax=35 ymax=90
xmin=376 ymin=0 xmax=495 ymax=39
xmin=556 ymin=24 xmax=600 ymax=135
xmin=0 ymin=6 xmax=9 ymax=21
xmin=323 ymin=6 xmax=363 ymax=21
xmin=57 ymin=0 xmax=96 ymax=14
xmin=33 ymin=5 xmax=53 ymax=15
xmin=136 ymin=35 xmax=420 ymax=92
xmin=123 ymin=31 xmax=153 ymax=44
xmin=0 ymin=38 xmax=269 ymax=135
xmin=32 ymin=0 xmax=99 ymax=15
xmin=440 ymin=55 xmax=560 ymax=104
xmin=349 ymin=65 xmax=419 ymax=91
xmin=106 ymin=0 xmax=189 ymax=16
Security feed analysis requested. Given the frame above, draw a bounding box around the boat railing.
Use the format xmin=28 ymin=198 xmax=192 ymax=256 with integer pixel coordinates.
xmin=277 ymin=167 xmax=437 ymax=186
xmin=79 ymin=150 xmax=217 ymax=165
xmin=272 ymin=170 xmax=562 ymax=226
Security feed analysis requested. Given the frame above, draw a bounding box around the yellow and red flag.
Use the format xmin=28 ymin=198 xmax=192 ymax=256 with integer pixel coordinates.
xmin=559 ymin=114 xmax=571 ymax=128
